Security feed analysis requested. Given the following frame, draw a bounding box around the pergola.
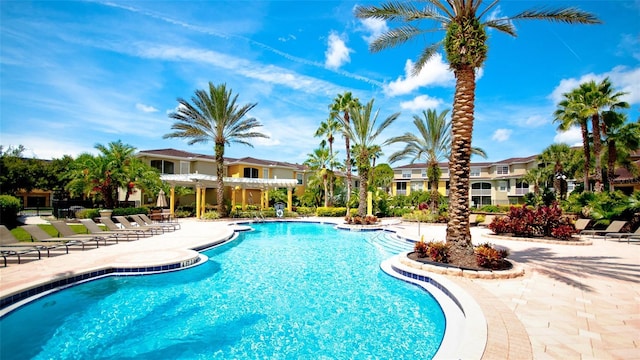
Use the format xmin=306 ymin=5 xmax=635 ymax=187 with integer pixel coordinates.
xmin=160 ymin=174 xmax=298 ymax=218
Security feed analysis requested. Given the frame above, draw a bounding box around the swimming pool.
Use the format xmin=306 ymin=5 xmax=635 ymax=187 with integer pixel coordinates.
xmin=0 ymin=222 xmax=447 ymax=359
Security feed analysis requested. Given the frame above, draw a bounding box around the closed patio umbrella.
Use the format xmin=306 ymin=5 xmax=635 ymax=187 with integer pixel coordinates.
xmin=156 ymin=189 xmax=168 ymax=208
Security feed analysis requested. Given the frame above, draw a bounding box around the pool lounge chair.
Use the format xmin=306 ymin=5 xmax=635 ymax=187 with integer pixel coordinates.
xmin=50 ymin=220 xmax=117 ymax=246
xmin=113 ymin=216 xmax=162 ymax=236
xmin=136 ymin=214 xmax=180 ymax=231
xmin=80 ymin=219 xmax=140 ymax=241
xmin=579 ymin=220 xmax=627 ymax=238
xmin=0 ymin=225 xmax=44 ymax=266
xmin=22 ymin=224 xmax=100 ymax=250
xmin=573 ymin=218 xmax=592 ymax=233
xmin=114 ymin=215 xmax=163 ymax=235
xmin=128 ymin=214 xmax=171 ymax=233
xmin=99 ymin=217 xmax=152 ymax=238
xmin=604 ymin=226 xmax=640 ymax=243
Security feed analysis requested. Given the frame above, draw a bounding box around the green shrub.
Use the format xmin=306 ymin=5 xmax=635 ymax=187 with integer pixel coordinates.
xmin=76 ymin=208 xmax=100 ymax=220
xmin=201 ymin=211 xmax=220 ymax=220
xmin=113 ymin=207 xmax=149 ymax=216
xmin=0 ymin=195 xmax=21 ymax=229
xmin=295 ymin=207 xmax=316 ymax=216
xmin=174 ymin=210 xmax=192 ymax=218
xmin=316 ymin=207 xmax=348 ymax=217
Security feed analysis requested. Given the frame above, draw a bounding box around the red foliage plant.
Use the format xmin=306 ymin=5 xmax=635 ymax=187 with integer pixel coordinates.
xmin=488 ymin=202 xmax=572 ymax=240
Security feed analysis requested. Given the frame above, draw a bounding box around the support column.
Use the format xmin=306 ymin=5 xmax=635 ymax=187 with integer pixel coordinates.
xmin=260 ymin=189 xmax=265 ymax=209
xmin=367 ymin=191 xmax=373 ymax=216
xmin=195 ymin=183 xmax=201 ymax=219
xmin=201 ymin=187 xmax=206 ymax=216
xmin=231 ymin=187 xmax=237 ymax=212
xmin=287 ymin=188 xmax=292 ymax=211
xmin=242 ymin=188 xmax=247 ymax=210
xmin=264 ymin=189 xmax=269 ymax=209
xmin=170 ymin=186 xmax=175 ymax=217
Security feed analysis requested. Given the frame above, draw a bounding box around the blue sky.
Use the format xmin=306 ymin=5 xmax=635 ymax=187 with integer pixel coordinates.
xmin=1 ymin=1 xmax=638 ymax=167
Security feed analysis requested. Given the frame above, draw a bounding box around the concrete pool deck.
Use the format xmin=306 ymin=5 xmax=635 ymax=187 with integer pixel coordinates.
xmin=1 ymin=217 xmax=639 ymax=359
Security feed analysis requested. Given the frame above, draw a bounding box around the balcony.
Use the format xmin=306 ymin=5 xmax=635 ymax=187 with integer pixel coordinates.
xmin=514 ymin=188 xmax=530 ymax=195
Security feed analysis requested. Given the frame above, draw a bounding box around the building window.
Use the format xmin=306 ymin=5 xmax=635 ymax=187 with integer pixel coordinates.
xmin=243 ymin=167 xmax=259 ymax=178
xmin=471 ymin=196 xmax=492 ymax=208
xmin=396 ymin=182 xmax=407 ymax=195
xmin=402 ymin=170 xmax=411 ymax=179
xmin=515 ymin=180 xmax=529 ymax=195
xmin=180 ymin=161 xmax=190 ymax=175
xmin=471 ymin=182 xmax=492 ymax=196
xmin=263 ymin=169 xmax=269 ymax=179
xmin=440 ymin=167 xmax=449 ymax=176
xmin=411 ymin=182 xmax=423 ymax=192
xmin=496 ymin=165 xmax=509 ymax=175
xmin=296 ymin=173 xmax=303 ymax=185
xmin=470 ymin=167 xmax=481 ymax=177
xmin=150 ymin=160 xmax=174 ymax=174
xmin=421 ymin=169 xmax=427 ymax=178
xmin=499 ymin=180 xmax=508 ymax=192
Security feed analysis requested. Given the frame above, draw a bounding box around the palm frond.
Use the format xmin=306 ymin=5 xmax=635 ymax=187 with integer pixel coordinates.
xmin=484 ymin=18 xmax=517 ymax=37
xmin=509 ymin=7 xmax=601 ymax=24
xmin=370 ymin=26 xmax=425 ymax=53
xmin=412 ymin=42 xmax=443 ymax=76
xmin=354 ymin=1 xmax=422 ymax=21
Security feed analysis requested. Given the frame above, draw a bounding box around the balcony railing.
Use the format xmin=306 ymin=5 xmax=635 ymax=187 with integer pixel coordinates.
xmin=514 ymin=188 xmax=530 ymax=195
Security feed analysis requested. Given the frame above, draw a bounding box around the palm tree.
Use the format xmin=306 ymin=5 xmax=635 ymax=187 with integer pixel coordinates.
xmin=602 ymin=112 xmax=640 ymax=190
xmin=356 ymin=1 xmax=599 ymax=259
xmin=572 ymin=78 xmax=629 ymax=192
xmin=337 ymin=99 xmax=400 ymax=217
xmin=303 ymin=145 xmax=339 ymax=207
xmin=386 ymin=109 xmax=486 ymax=213
xmin=330 ymin=92 xmax=361 ymax=206
xmin=315 ymin=115 xmax=342 ymax=205
xmin=554 ymin=91 xmax=591 ymax=191
xmin=538 ymin=143 xmax=574 ymax=200
xmin=164 ymin=82 xmax=268 ymax=217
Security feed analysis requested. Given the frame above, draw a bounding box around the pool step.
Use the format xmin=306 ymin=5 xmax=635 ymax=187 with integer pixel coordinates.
xmin=368 ymin=232 xmax=415 ymax=255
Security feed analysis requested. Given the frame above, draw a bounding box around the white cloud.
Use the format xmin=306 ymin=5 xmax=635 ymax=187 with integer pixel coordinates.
xmin=136 ymin=103 xmax=158 ymax=113
xmin=553 ymin=126 xmax=583 ymax=146
xmin=358 ymin=18 xmax=388 ymax=44
xmin=384 ymin=53 xmax=454 ymax=97
xmin=399 ymin=95 xmax=444 ymax=111
xmin=523 ymin=115 xmax=548 ymax=127
xmin=278 ymin=34 xmax=297 ymax=42
xmin=549 ymin=66 xmax=640 ymax=105
xmin=492 ymin=129 xmax=512 ymax=142
xmin=325 ymin=31 xmax=352 ymax=70
xmin=617 ymin=33 xmax=640 ymax=61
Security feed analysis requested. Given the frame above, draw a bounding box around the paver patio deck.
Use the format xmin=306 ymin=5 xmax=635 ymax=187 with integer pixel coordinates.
xmin=1 ymin=218 xmax=638 ymax=359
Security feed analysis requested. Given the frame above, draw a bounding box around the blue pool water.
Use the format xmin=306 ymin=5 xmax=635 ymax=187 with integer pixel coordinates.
xmin=0 ymin=222 xmax=446 ymax=359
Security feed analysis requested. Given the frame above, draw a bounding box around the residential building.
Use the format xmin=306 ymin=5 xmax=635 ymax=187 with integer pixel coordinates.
xmin=390 ymin=155 xmax=578 ymax=208
xmin=135 ymin=149 xmax=311 ymax=215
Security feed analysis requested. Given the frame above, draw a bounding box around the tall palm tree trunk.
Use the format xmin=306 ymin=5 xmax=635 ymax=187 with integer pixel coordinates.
xmin=591 ymin=113 xmax=603 ymax=192
xmin=328 ymin=139 xmax=334 ymax=206
xmin=607 ymin=140 xmax=617 ymax=191
xmin=215 ymin=143 xmax=227 ymax=217
xmin=358 ymin=158 xmax=369 ymax=217
xmin=580 ymin=122 xmax=591 ymax=191
xmin=344 ymin=111 xmax=352 ymax=205
xmin=446 ymin=67 xmax=475 ymax=255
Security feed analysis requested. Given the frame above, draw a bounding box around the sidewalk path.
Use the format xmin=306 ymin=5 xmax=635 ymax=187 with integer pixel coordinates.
xmin=389 ymin=221 xmax=640 ymax=360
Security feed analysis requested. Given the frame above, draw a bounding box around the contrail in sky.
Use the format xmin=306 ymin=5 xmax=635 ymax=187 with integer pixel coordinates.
xmin=96 ymin=1 xmax=384 ymax=87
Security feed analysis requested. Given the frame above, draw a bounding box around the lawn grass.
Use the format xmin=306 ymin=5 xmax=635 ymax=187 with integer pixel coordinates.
xmin=10 ymin=223 xmax=92 ymax=242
